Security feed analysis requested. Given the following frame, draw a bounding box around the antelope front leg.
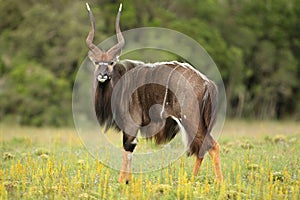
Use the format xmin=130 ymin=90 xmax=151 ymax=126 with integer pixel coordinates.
xmin=118 ymin=149 xmax=132 ymax=184
xmin=118 ymin=132 xmax=137 ymax=184
xmin=208 ymin=141 xmax=223 ymax=182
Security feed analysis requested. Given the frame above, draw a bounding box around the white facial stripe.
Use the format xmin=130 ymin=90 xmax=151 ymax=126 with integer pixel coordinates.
xmin=97 ymin=62 xmax=109 ymax=66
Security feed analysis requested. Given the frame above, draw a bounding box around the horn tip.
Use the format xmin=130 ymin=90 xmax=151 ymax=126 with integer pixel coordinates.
xmin=86 ymin=3 xmax=91 ymax=11
xmin=118 ymin=3 xmax=122 ymax=12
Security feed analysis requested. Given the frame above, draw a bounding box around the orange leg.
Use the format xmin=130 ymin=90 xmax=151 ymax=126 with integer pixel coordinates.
xmin=118 ymin=149 xmax=132 ymax=184
xmin=193 ymin=157 xmax=204 ymax=176
xmin=208 ymin=141 xmax=223 ymax=182
xmin=125 ymin=153 xmax=132 ymax=183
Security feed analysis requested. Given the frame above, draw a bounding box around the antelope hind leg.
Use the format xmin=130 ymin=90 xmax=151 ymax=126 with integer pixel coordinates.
xmin=193 ymin=157 xmax=204 ymax=176
xmin=208 ymin=141 xmax=223 ymax=182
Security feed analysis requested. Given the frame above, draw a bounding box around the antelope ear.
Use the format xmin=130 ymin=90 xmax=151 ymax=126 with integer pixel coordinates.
xmin=88 ymin=51 xmax=97 ymax=64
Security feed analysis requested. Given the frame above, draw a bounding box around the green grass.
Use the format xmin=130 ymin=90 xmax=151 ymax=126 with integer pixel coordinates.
xmin=0 ymin=121 xmax=300 ymax=199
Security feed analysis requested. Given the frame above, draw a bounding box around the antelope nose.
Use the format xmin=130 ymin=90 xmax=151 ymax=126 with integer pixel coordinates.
xmin=97 ymin=74 xmax=109 ymax=83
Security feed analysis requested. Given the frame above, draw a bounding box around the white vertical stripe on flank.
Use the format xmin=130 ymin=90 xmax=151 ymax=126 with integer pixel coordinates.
xmin=160 ymin=65 xmax=180 ymax=119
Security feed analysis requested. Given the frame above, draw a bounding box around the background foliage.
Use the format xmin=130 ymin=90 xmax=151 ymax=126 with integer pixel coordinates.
xmin=0 ymin=0 xmax=299 ymax=126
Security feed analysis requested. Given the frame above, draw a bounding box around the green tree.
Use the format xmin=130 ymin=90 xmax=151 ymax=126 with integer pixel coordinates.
xmin=1 ymin=0 xmax=300 ymax=126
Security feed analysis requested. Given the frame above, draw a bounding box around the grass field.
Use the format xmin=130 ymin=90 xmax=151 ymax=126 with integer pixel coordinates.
xmin=0 ymin=120 xmax=300 ymax=199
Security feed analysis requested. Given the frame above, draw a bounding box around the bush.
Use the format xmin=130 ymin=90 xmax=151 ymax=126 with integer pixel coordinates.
xmin=0 ymin=61 xmax=72 ymax=126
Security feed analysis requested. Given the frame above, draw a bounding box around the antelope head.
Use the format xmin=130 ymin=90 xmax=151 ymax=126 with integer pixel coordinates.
xmin=86 ymin=3 xmax=125 ymax=83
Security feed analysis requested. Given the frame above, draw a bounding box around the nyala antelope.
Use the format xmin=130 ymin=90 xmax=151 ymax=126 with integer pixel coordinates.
xmin=85 ymin=3 xmax=223 ymax=184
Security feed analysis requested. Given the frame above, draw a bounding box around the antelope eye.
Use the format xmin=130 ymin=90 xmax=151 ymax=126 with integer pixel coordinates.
xmin=110 ymin=61 xmax=115 ymax=65
xmin=95 ymin=61 xmax=99 ymax=65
